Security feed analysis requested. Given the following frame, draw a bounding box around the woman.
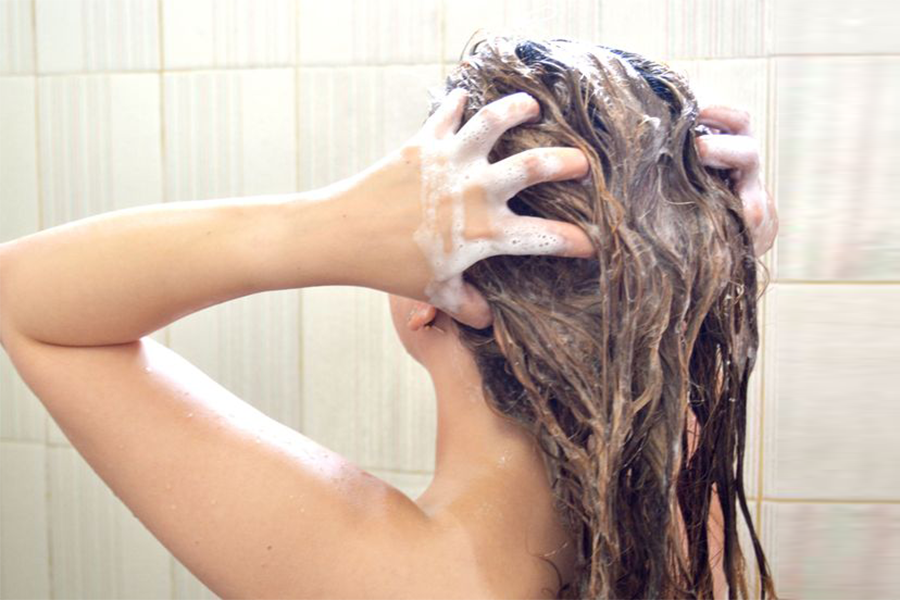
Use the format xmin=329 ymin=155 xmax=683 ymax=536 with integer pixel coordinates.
xmin=0 ymin=36 xmax=776 ymax=599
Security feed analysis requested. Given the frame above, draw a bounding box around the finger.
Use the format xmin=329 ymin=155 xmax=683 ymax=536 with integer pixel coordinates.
xmin=455 ymin=92 xmax=540 ymax=156
xmin=488 ymin=147 xmax=589 ymax=201
xmin=696 ymin=134 xmax=760 ymax=177
xmin=423 ymin=88 xmax=468 ymax=139
xmin=493 ymin=216 xmax=595 ymax=259
xmin=697 ymin=105 xmax=752 ymax=136
xmin=440 ymin=281 xmax=494 ymax=329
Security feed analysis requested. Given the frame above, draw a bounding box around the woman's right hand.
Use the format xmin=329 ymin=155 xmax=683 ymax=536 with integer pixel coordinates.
xmin=695 ymin=105 xmax=778 ymax=257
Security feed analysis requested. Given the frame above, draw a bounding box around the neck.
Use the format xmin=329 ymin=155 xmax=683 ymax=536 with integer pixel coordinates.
xmin=412 ymin=327 xmax=578 ymax=592
xmin=414 ymin=327 xmax=549 ymax=514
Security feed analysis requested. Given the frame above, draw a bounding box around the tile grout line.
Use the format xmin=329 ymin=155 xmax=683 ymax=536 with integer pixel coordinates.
xmin=752 ymin=51 xmax=776 ymax=600
xmin=19 ymin=50 xmax=876 ymax=78
xmin=295 ymin=0 xmax=304 ymax=436
xmin=757 ymin=44 xmax=777 ymax=599
xmin=762 ymin=497 xmax=900 ymax=505
xmin=29 ymin=0 xmax=56 ymax=596
xmin=154 ymin=1 xmax=177 ymax=596
xmin=775 ymin=279 xmax=900 ymax=285
xmin=159 ymin=0 xmax=170 ymax=354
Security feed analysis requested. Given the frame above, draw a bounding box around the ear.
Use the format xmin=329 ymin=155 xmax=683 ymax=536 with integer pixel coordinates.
xmin=407 ymin=301 xmax=438 ymax=331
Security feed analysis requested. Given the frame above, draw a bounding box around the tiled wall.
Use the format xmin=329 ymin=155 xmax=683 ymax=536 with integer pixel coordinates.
xmin=1 ymin=0 xmax=896 ymax=598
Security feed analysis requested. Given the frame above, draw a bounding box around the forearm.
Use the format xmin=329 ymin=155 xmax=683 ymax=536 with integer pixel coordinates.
xmin=0 ymin=186 xmax=361 ymax=347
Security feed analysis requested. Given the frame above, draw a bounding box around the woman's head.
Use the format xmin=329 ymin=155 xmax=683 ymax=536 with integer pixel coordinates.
xmin=403 ymin=35 xmax=776 ymax=599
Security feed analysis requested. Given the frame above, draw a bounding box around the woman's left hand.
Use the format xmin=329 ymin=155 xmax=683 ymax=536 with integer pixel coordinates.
xmin=694 ymin=105 xmax=778 ymax=258
xmin=345 ymin=89 xmax=595 ymax=329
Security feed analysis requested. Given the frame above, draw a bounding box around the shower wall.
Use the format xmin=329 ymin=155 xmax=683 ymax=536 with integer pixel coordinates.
xmin=1 ymin=0 xmax=896 ymax=598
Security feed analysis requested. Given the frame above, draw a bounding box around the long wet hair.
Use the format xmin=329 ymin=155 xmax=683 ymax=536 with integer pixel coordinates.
xmin=431 ymin=36 xmax=777 ymax=599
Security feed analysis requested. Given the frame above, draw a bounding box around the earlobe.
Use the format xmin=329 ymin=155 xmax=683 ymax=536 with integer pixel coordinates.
xmin=406 ymin=302 xmax=437 ymax=331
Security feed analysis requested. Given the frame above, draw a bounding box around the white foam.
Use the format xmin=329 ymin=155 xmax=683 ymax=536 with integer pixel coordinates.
xmin=412 ymin=93 xmax=575 ymax=315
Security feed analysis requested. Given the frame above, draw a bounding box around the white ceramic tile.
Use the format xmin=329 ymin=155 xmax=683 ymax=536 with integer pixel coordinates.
xmin=368 ymin=468 xmax=433 ymax=501
xmin=166 ymin=289 xmax=302 ymax=435
xmin=760 ymin=501 xmax=900 ymax=599
xmin=299 ymin=0 xmax=440 ymax=65
xmin=164 ymin=68 xmax=296 ymax=202
xmin=47 ymin=445 xmax=172 ymax=599
xmin=0 ymin=0 xmax=34 ymax=73
xmin=37 ymin=74 xmax=163 ymax=229
xmin=35 ymin=0 xmax=159 ymax=73
xmin=443 ymin=0 xmax=601 ymax=63
xmin=742 ymin=363 xmax=762 ymax=499
xmin=775 ymin=0 xmax=900 ymax=55
xmin=0 ymin=347 xmax=47 ymax=443
xmin=172 ymin=557 xmax=218 ymax=600
xmin=163 ymin=0 xmax=296 ymax=69
xmin=775 ymin=57 xmax=900 ymax=281
xmin=302 ymin=287 xmax=437 ymax=471
xmin=297 ymin=65 xmax=442 ymax=190
xmin=762 ymin=284 xmax=900 ymax=500
xmin=599 ymin=0 xmax=766 ymax=60
xmin=0 ymin=441 xmax=50 ymax=599
xmin=0 ymin=77 xmax=39 ymax=243
xmin=668 ymin=59 xmax=771 ymax=201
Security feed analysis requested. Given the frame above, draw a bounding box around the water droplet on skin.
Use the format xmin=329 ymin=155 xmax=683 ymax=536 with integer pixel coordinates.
xmin=255 ymin=436 xmax=261 ymax=443
xmin=144 ymin=367 xmax=152 ymax=373
xmin=187 ymin=412 xmax=193 ymax=418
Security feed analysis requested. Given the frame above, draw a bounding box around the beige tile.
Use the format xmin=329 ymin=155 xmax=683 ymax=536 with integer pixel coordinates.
xmin=301 ymin=287 xmax=437 ymax=471
xmin=599 ymin=0 xmax=767 ymax=60
xmin=762 ymin=284 xmax=900 ymax=500
xmin=38 ymin=74 xmax=163 ymax=229
xmin=775 ymin=57 xmax=900 ymax=281
xmin=163 ymin=0 xmax=296 ymax=69
xmin=667 ymin=57 xmax=771 ymax=219
xmin=0 ymin=346 xmax=47 ymax=443
xmin=0 ymin=77 xmax=39 ymax=242
xmin=172 ymin=558 xmax=218 ymax=599
xmin=47 ymin=445 xmax=172 ymax=599
xmin=35 ymin=0 xmax=159 ymax=73
xmin=759 ymin=501 xmax=900 ymax=599
xmin=667 ymin=58 xmax=768 ymax=138
xmin=164 ymin=68 xmax=296 ymax=202
xmin=774 ymin=0 xmax=899 ymax=55
xmin=443 ymin=0 xmax=601 ymax=63
xmin=0 ymin=0 xmax=34 ymax=73
xmin=299 ymin=0 xmax=441 ymax=65
xmin=368 ymin=468 xmax=433 ymax=501
xmin=742 ymin=363 xmax=762 ymax=500
xmin=166 ymin=290 xmax=302 ymax=434
xmin=297 ymin=65 xmax=442 ymax=190
xmin=0 ymin=441 xmax=50 ymax=599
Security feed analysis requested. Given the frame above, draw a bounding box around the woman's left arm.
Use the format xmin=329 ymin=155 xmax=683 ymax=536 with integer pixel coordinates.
xmin=0 ymin=90 xmax=594 ymax=598
xmin=0 ymin=190 xmax=354 ymax=347
xmin=0 ymin=90 xmax=593 ymax=348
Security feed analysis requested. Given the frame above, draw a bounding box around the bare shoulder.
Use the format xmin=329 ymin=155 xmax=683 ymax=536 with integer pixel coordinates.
xmin=0 ymin=331 xmax=487 ymax=599
xmin=324 ymin=474 xmax=491 ymax=599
